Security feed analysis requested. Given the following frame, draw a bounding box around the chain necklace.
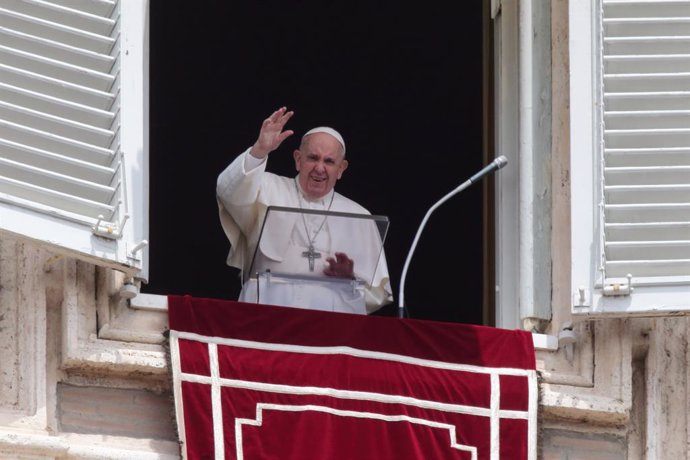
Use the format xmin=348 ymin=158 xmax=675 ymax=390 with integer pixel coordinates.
xmin=295 ymin=177 xmax=335 ymax=271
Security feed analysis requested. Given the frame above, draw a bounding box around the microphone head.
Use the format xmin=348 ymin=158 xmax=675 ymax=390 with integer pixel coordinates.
xmin=494 ymin=155 xmax=508 ymax=169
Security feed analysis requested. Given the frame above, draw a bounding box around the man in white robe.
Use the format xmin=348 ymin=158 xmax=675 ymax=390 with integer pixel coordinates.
xmin=216 ymin=107 xmax=393 ymax=314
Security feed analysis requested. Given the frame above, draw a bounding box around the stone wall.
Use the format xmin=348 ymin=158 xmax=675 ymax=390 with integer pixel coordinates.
xmin=537 ymin=317 xmax=690 ymax=458
xmin=0 ymin=238 xmax=179 ymax=459
xmin=57 ymin=384 xmax=175 ymax=441
xmin=1 ymin=238 xmax=688 ymax=458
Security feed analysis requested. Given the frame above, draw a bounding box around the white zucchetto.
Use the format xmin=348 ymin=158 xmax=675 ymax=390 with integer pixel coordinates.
xmin=302 ymin=127 xmax=346 ymax=156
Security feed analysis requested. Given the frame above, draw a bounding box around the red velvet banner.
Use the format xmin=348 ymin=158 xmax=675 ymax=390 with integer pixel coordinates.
xmin=168 ymin=296 xmax=537 ymax=460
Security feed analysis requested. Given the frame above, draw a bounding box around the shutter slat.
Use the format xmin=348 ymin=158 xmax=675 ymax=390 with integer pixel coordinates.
xmin=604 ymin=184 xmax=690 ymax=204
xmin=605 ymin=203 xmax=690 ymax=223
xmin=606 ymin=240 xmax=690 ymax=259
xmin=604 ymin=129 xmax=690 ymax=148
xmin=0 ymin=25 xmax=115 ymax=73
xmin=605 ymin=72 xmax=690 ymax=92
xmin=0 ymin=43 xmax=114 ymax=90
xmin=604 ymin=0 xmax=690 ymax=17
xmin=606 ymin=40 xmax=690 ymax=55
xmin=48 ymin=0 xmax=116 ymax=18
xmin=606 ymin=90 xmax=690 ymax=96
xmin=605 ymin=259 xmax=690 ymax=278
xmin=0 ymin=62 xmax=115 ymax=109
xmin=606 ymin=94 xmax=690 ymax=111
xmin=606 ymin=22 xmax=690 ymax=37
xmin=605 ymin=165 xmax=690 ymax=184
xmin=605 ymin=17 xmax=690 ymax=23
xmin=605 ymin=55 xmax=690 ymax=73
xmin=0 ymin=99 xmax=115 ymax=147
xmin=604 ymin=111 xmax=690 ymax=129
xmin=606 ymin=127 xmax=690 ymax=134
xmin=0 ymin=118 xmax=114 ymax=163
xmin=0 ymin=7 xmax=115 ymax=53
xmin=0 ymin=175 xmax=115 ymax=219
xmin=0 ymin=81 xmax=115 ymax=127
xmin=0 ymin=156 xmax=115 ymax=203
xmin=7 ymin=0 xmax=116 ymax=20
xmin=606 ymin=221 xmax=690 ymax=240
xmin=0 ymin=137 xmax=114 ymax=183
xmin=605 ymin=147 xmax=690 ymax=166
xmin=0 ymin=1 xmax=115 ymax=35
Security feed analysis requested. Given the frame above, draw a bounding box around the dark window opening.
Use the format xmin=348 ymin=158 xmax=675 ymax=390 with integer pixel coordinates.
xmin=147 ymin=1 xmax=486 ymax=324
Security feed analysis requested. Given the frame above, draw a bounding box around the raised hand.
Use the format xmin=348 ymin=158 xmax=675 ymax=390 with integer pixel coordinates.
xmin=250 ymin=107 xmax=295 ymax=159
xmin=324 ymin=252 xmax=355 ymax=279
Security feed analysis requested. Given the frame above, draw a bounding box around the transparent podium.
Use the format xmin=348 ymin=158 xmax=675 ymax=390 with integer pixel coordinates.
xmin=242 ymin=206 xmax=389 ymax=314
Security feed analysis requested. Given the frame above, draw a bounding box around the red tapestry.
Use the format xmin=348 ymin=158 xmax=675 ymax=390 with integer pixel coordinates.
xmin=168 ymin=296 xmax=537 ymax=460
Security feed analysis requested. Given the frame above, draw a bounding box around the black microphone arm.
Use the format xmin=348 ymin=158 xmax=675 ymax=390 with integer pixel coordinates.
xmin=397 ymin=155 xmax=508 ymax=318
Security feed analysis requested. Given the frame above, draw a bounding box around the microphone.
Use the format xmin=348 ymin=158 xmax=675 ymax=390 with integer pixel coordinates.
xmin=397 ymin=155 xmax=508 ymax=318
xmin=470 ymin=155 xmax=508 ymax=183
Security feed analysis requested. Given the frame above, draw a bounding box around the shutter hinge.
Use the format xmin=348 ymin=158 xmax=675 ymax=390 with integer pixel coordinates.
xmin=602 ymin=274 xmax=634 ymax=297
xmin=92 ymin=214 xmax=129 ymax=239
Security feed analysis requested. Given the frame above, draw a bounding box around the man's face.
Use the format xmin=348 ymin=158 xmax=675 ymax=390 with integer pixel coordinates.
xmin=293 ymin=133 xmax=348 ymax=200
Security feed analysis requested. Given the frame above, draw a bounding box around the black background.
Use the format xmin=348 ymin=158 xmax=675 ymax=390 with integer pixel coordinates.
xmin=146 ymin=1 xmax=485 ymax=324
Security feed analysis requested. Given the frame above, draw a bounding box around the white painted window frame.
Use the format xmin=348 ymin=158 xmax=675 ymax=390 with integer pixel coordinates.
xmin=569 ymin=0 xmax=690 ymax=316
xmin=494 ymin=0 xmax=553 ymax=329
xmin=494 ymin=0 xmax=521 ymax=330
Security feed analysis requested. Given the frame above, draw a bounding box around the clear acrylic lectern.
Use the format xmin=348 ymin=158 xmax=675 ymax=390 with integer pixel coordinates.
xmin=243 ymin=206 xmax=389 ymax=314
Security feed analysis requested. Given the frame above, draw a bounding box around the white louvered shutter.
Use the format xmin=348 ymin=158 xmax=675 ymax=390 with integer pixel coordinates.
xmin=0 ymin=0 xmax=149 ymax=278
xmin=570 ymin=0 xmax=690 ymax=315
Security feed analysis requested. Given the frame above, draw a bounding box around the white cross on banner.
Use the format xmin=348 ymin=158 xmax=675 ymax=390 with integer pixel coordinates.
xmin=167 ymin=296 xmax=538 ymax=460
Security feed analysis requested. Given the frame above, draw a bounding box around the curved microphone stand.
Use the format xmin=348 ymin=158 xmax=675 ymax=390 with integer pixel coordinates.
xmin=398 ymin=156 xmax=508 ymax=318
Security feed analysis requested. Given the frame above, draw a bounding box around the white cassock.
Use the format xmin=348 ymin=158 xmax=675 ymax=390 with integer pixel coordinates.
xmin=216 ymin=148 xmax=393 ymax=314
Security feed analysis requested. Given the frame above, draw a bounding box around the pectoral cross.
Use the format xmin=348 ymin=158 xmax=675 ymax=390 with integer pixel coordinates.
xmin=302 ymin=244 xmax=321 ymax=271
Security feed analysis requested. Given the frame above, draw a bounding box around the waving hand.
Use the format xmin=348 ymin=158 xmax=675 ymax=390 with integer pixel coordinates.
xmin=250 ymin=107 xmax=295 ymax=159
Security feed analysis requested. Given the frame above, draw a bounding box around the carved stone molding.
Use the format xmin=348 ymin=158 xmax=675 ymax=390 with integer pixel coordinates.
xmin=537 ymin=321 xmax=594 ymax=388
xmin=539 ymin=320 xmax=633 ymax=425
xmin=60 ymin=261 xmax=168 ymax=378
xmin=96 ymin=268 xmax=168 ymax=345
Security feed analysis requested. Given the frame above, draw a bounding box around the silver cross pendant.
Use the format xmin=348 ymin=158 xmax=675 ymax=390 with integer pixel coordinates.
xmin=301 ymin=244 xmax=321 ymax=271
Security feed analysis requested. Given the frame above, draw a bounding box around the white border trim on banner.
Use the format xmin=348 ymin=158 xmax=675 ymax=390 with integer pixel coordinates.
xmin=169 ymin=330 xmax=538 ymax=460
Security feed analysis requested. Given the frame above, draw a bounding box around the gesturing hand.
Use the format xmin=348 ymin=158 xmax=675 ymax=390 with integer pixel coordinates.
xmin=250 ymin=107 xmax=295 ymax=159
xmin=324 ymin=252 xmax=355 ymax=279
